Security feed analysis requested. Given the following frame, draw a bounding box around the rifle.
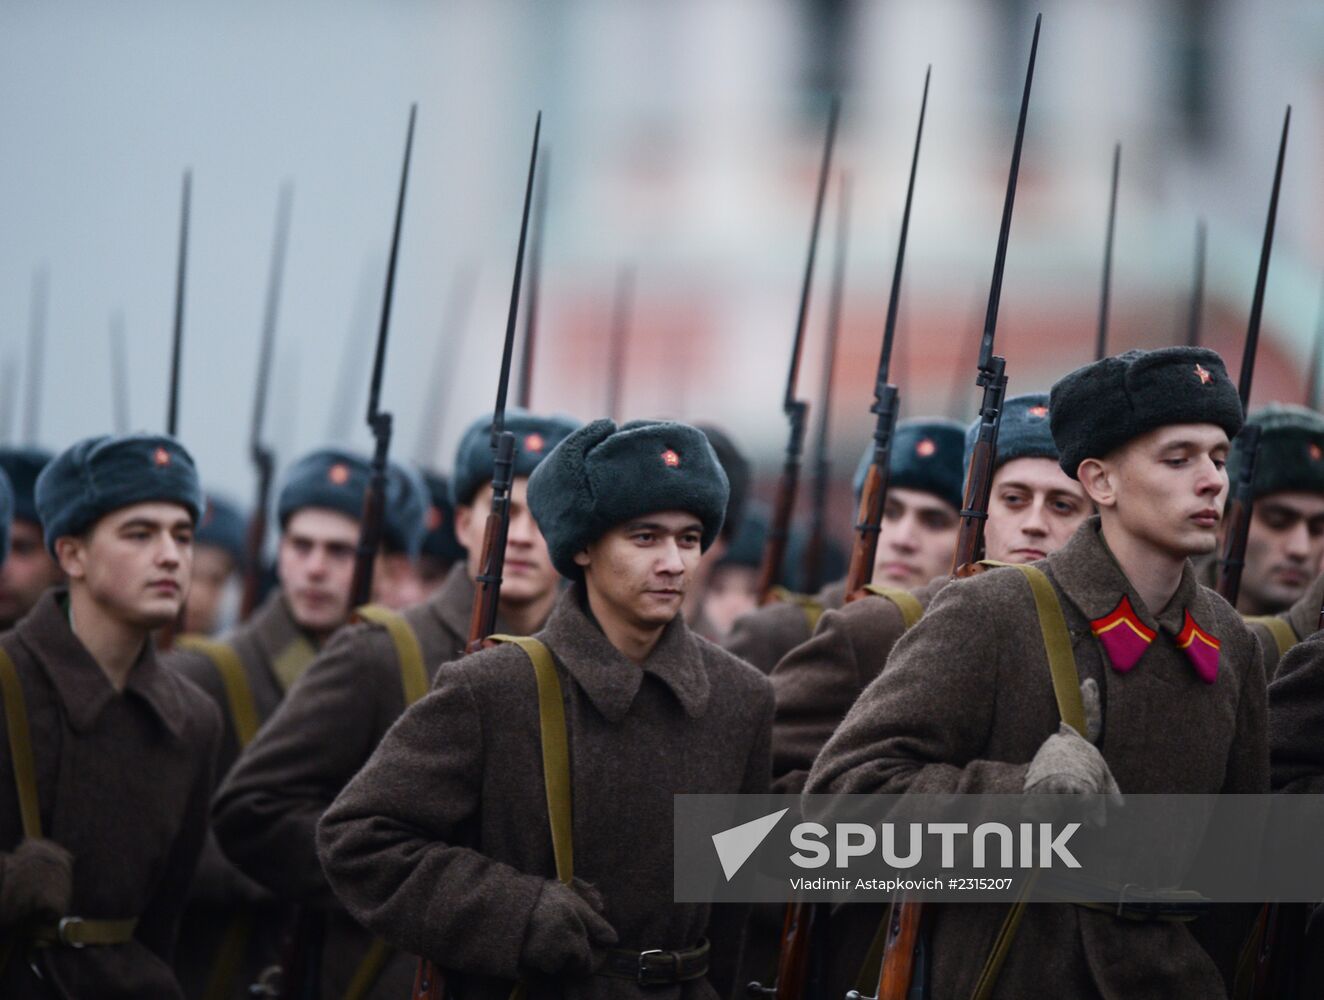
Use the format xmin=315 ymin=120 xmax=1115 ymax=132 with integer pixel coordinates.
xmin=844 ymin=67 xmax=929 ymax=600
xmin=801 ymin=174 xmax=850 ymax=596
xmin=167 ymin=170 xmax=191 ymax=437
xmin=348 ymin=105 xmax=417 ymax=612
xmin=414 ymin=109 xmax=541 ymax=1000
xmin=413 ymin=263 xmax=478 ymax=468
xmin=239 ymin=182 xmax=293 ymax=621
xmin=1186 ymin=220 xmax=1206 ymax=347
xmin=755 ymin=97 xmax=839 ymax=605
xmin=109 ymin=311 xmax=130 ymax=433
xmin=1095 ymin=142 xmax=1120 ymax=361
xmin=23 ymin=266 xmax=48 ymax=445
xmin=1306 ymin=278 xmax=1324 ymax=412
xmin=605 ymin=265 xmax=635 ymax=422
xmin=870 ymin=19 xmax=1042 ymax=1000
xmin=1216 ymin=106 xmax=1290 ymax=605
xmin=517 ymin=151 xmax=549 ymax=410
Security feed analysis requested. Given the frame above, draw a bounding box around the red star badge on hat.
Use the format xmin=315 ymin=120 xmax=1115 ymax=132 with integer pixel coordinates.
xmin=524 ymin=433 xmax=545 ymax=453
xmin=426 ymin=506 xmax=443 ymax=531
xmin=1194 ymin=363 xmax=1212 ymax=385
xmin=662 ymin=449 xmax=680 ymax=467
xmin=1311 ymin=443 xmax=1323 ymax=462
xmin=916 ymin=438 xmax=936 ymax=457
xmin=328 ymin=463 xmax=350 ymax=485
xmin=1028 ymin=405 xmax=1048 ymax=418
xmin=153 ymin=447 xmax=171 ymax=467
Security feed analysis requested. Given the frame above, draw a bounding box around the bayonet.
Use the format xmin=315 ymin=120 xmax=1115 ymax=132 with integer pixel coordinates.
xmin=1095 ymin=142 xmax=1120 ymax=360
xmin=167 ymin=170 xmax=190 ymax=437
xmin=517 ymin=152 xmax=549 ymax=410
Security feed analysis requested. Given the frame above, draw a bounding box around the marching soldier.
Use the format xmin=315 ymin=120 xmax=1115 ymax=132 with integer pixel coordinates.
xmin=0 ymin=433 xmax=221 ymax=998
xmin=684 ymin=423 xmax=753 ymax=640
xmin=183 ymin=493 xmax=246 ymax=637
xmin=1219 ymin=405 xmax=1324 ymax=678
xmin=209 ymin=411 xmax=576 ymax=999
xmin=807 ymin=347 xmax=1268 ymax=998
xmin=700 ymin=503 xmax=769 ymax=639
xmin=165 ymin=447 xmax=428 ymax=1000
xmin=0 ymin=448 xmax=62 ymax=631
xmin=317 ymin=418 xmax=773 ymax=1000
xmin=723 ymin=417 xmax=966 ymax=672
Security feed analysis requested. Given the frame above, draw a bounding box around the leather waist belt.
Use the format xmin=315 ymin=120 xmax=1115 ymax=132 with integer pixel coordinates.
xmin=33 ymin=916 xmax=139 ymax=947
xmin=1044 ymin=872 xmax=1208 ymax=922
xmin=597 ymin=938 xmax=710 ymax=986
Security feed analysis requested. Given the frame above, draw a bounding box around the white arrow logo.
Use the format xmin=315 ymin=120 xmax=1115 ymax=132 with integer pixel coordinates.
xmin=711 ymin=808 xmax=789 ymax=881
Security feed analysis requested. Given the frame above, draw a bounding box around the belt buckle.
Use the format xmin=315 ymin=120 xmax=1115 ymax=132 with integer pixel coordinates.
xmin=638 ymin=948 xmax=666 ymax=987
xmin=57 ymin=916 xmax=85 ymax=949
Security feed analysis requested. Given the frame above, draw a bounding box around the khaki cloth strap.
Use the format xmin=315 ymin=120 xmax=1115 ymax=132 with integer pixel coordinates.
xmin=33 ymin=916 xmax=139 ymax=947
xmin=343 ymin=937 xmax=394 ymax=1000
xmin=0 ymin=648 xmax=42 ymax=838
xmin=490 ymin=635 xmax=573 ymax=1000
xmin=1244 ymin=614 xmax=1296 ymax=661
xmin=176 ymin=636 xmax=261 ymax=748
xmin=356 ymin=605 xmax=429 ymax=707
xmin=271 ymin=635 xmax=317 ymax=693
xmin=967 ymin=561 xmax=1085 ymax=1000
xmin=770 ymin=587 xmax=827 ymax=633
xmin=862 ymin=585 xmax=925 ymax=631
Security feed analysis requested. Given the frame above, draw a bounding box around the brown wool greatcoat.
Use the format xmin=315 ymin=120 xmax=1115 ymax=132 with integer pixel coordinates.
xmin=212 ymin=565 xmax=529 ymax=999
xmin=722 ymin=579 xmax=847 ymax=675
xmin=0 ymin=591 xmax=221 ymax=999
xmin=163 ymin=591 xmax=319 ymax=999
xmin=805 ymin=520 xmax=1267 ymax=1000
xmin=317 ymin=585 xmax=774 ymax=1000
xmin=1247 ymin=570 xmax=1324 ymax=681
xmin=1268 ymin=630 xmax=1324 ymax=794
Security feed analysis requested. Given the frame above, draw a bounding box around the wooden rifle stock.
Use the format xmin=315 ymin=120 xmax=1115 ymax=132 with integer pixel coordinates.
xmin=349 ymin=439 xmax=391 ymax=610
xmin=953 ymin=429 xmax=1001 ymax=574
xmin=844 ymin=456 xmax=890 ymax=600
xmin=747 ymin=901 xmax=816 ymax=1000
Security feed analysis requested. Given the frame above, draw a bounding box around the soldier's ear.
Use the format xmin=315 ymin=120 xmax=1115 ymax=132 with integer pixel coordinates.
xmin=53 ymin=535 xmax=87 ymax=579
xmin=572 ymin=548 xmax=591 ymax=569
xmin=1076 ymin=458 xmax=1116 ymax=509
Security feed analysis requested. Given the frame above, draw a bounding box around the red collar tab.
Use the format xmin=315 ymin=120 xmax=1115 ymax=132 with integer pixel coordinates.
xmin=1176 ymin=610 xmax=1220 ymax=684
xmin=1089 ymin=594 xmax=1156 ymax=673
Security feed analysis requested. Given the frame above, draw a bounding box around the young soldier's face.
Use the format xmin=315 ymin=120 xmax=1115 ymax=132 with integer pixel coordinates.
xmin=701 ymin=564 xmax=759 ymax=636
xmin=455 ymin=477 xmax=560 ymax=607
xmin=1235 ymin=491 xmax=1324 ymax=614
xmin=277 ymin=508 xmax=359 ymax=634
xmin=0 ymin=519 xmax=63 ymax=625
xmin=575 ymin=511 xmax=704 ymax=628
xmin=984 ymin=458 xmax=1092 ymax=564
xmin=872 ymin=487 xmax=960 ymax=588
xmin=183 ymin=545 xmax=236 ymax=635
xmin=56 ymin=501 xmax=194 ymax=629
xmin=1082 ymin=423 xmax=1229 ymax=560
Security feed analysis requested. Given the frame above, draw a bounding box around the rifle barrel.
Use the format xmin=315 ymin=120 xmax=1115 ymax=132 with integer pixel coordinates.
xmin=1095 ymin=142 xmax=1120 ymax=361
xmin=1307 ymin=278 xmax=1324 ymax=412
xmin=167 ymin=170 xmax=191 ymax=437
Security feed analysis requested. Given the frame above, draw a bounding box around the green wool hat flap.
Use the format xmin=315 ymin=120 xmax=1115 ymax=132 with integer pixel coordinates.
xmin=196 ymin=493 xmax=248 ymax=567
xmin=527 ymin=418 xmax=730 ymax=580
xmin=36 ymin=434 xmax=204 ymax=557
xmin=0 ymin=447 xmax=54 ymax=525
xmin=0 ymin=467 xmax=13 ymax=565
xmin=1050 ymin=347 xmax=1244 ymax=479
xmin=450 ymin=409 xmax=582 ymax=507
xmin=963 ymin=393 xmax=1059 ymax=474
xmin=1228 ymin=403 xmax=1324 ymax=500
xmin=853 ymin=417 xmax=968 ymax=511
xmin=276 ymin=448 xmax=429 ymax=556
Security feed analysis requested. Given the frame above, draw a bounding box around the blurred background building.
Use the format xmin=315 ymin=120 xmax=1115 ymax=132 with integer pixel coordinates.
xmin=0 ymin=0 xmax=1320 ymax=549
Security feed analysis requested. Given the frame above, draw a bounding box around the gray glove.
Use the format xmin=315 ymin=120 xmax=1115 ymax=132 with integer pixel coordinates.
xmin=1081 ymin=677 xmax=1102 ymax=745
xmin=519 ymin=877 xmax=619 ymax=977
xmin=0 ymin=837 xmax=73 ymax=925
xmin=1024 ymin=687 xmax=1122 ymax=826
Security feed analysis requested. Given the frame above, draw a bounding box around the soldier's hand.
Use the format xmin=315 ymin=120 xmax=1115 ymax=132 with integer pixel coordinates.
xmin=0 ymin=837 xmax=74 ymax=925
xmin=1023 ymin=722 xmax=1123 ymax=826
xmin=520 ymin=877 xmax=619 ymax=977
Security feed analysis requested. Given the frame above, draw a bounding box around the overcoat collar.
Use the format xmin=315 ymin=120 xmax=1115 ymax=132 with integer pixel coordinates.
xmin=428 ymin=563 xmax=476 ymax=640
xmin=540 ymin=584 xmax=710 ymax=722
xmin=1046 ymin=518 xmax=1221 ymax=683
xmin=16 ymin=589 xmax=187 ymax=740
xmin=246 ymin=590 xmax=318 ymax=691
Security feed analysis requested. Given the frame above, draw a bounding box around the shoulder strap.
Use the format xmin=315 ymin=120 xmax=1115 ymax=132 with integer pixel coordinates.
xmin=861 ymin=585 xmax=925 ymax=631
xmin=489 ymin=635 xmax=573 ymax=885
xmin=0 ymin=647 xmax=42 ymax=838
xmin=176 ymin=636 xmax=261 ymax=748
xmin=270 ymin=635 xmax=317 ymax=693
xmin=1244 ymin=614 xmax=1296 ymax=661
xmin=356 ymin=605 xmax=429 ymax=707
xmin=770 ymin=586 xmax=826 ymax=633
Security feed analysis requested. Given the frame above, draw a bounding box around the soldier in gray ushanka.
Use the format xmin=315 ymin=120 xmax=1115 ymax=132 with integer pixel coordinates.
xmin=209 ymin=411 xmax=575 ymax=1000
xmin=723 ymin=417 xmax=966 ymax=674
xmin=0 ymin=434 xmax=222 ymax=999
xmin=1217 ymin=404 xmax=1324 ymax=679
xmin=807 ymin=348 xmax=1268 ymax=998
xmin=165 ymin=447 xmax=427 ymax=1000
xmin=0 ymin=448 xmax=62 ymax=631
xmin=318 ymin=418 xmax=774 ymax=1000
